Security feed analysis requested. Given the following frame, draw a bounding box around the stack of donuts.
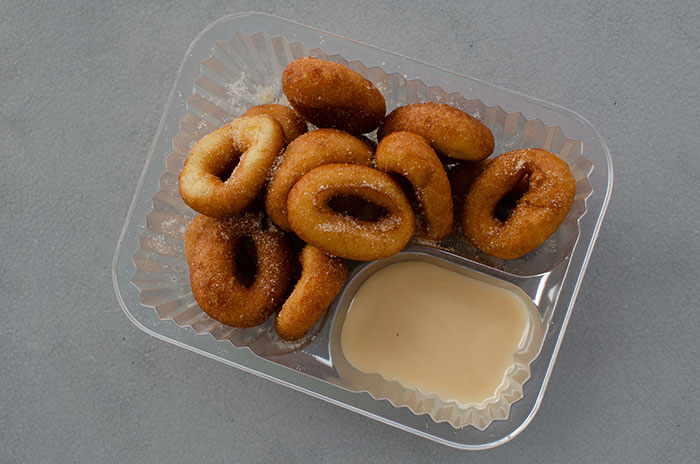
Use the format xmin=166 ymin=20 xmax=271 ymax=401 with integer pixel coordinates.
xmin=179 ymin=57 xmax=576 ymax=341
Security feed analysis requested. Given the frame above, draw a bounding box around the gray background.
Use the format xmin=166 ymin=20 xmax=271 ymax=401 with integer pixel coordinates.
xmin=2 ymin=0 xmax=698 ymax=462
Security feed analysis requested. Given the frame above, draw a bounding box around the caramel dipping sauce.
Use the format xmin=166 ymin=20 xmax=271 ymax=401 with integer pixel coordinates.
xmin=339 ymin=260 xmax=539 ymax=406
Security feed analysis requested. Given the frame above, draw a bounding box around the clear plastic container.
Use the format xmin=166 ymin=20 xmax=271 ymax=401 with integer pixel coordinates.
xmin=112 ymin=12 xmax=613 ymax=450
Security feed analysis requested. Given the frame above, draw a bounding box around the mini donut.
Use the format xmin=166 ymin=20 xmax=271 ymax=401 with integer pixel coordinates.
xmin=242 ymin=104 xmax=307 ymax=144
xmin=188 ymin=213 xmax=293 ymax=327
xmin=275 ymin=245 xmax=347 ymax=341
xmin=287 ymin=164 xmax=415 ymax=261
xmin=282 ymin=57 xmax=386 ymax=134
xmin=179 ymin=115 xmax=285 ymax=219
xmin=378 ymin=102 xmax=494 ymax=161
xmin=375 ymin=131 xmax=453 ymax=241
xmin=448 ymin=159 xmax=532 ymax=224
xmin=265 ymin=129 xmax=373 ymax=231
xmin=461 ymin=148 xmax=576 ymax=259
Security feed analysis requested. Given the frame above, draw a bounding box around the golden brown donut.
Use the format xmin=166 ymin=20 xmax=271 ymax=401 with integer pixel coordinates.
xmin=448 ymin=159 xmax=532 ymax=224
xmin=282 ymin=57 xmax=386 ymax=134
xmin=462 ymin=148 xmax=576 ymax=259
xmin=378 ymin=102 xmax=494 ymax=161
xmin=287 ymin=164 xmax=415 ymax=260
xmin=375 ymin=132 xmax=454 ymax=241
xmin=275 ymin=245 xmax=347 ymax=341
xmin=241 ymin=104 xmax=307 ymax=144
xmin=179 ymin=115 xmax=285 ymax=218
xmin=188 ymin=213 xmax=293 ymax=327
xmin=265 ymin=129 xmax=373 ymax=231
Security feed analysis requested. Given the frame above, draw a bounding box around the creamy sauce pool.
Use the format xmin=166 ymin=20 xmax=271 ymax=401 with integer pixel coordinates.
xmin=340 ymin=260 xmax=532 ymax=406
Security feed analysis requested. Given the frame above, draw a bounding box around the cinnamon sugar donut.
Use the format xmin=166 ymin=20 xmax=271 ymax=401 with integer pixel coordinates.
xmin=287 ymin=164 xmax=415 ymax=261
xmin=282 ymin=57 xmax=386 ymax=134
xmin=265 ymin=129 xmax=373 ymax=231
xmin=275 ymin=245 xmax=347 ymax=341
xmin=242 ymin=104 xmax=307 ymax=144
xmin=179 ymin=115 xmax=285 ymax=218
xmin=461 ymin=148 xmax=576 ymax=259
xmin=378 ymin=102 xmax=494 ymax=161
xmin=375 ymin=132 xmax=453 ymax=241
xmin=188 ymin=213 xmax=293 ymax=327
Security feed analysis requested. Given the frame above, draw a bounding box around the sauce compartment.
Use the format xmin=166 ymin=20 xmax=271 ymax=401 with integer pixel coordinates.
xmin=329 ymin=250 xmax=545 ymax=430
xmin=113 ymin=12 xmax=612 ymax=450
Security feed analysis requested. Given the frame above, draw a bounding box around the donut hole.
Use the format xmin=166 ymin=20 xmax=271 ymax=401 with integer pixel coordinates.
xmin=327 ymin=195 xmax=388 ymax=222
xmin=286 ymin=235 xmax=307 ymax=291
xmin=234 ymin=235 xmax=258 ymax=288
xmin=494 ymin=175 xmax=530 ymax=222
xmin=387 ymin=173 xmax=419 ymax=208
xmin=214 ymin=157 xmax=240 ymax=183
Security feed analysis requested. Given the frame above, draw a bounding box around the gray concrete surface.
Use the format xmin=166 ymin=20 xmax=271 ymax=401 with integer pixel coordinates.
xmin=2 ymin=0 xmax=699 ymax=462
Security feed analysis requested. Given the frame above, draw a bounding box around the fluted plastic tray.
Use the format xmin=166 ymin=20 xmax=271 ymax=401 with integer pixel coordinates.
xmin=112 ymin=12 xmax=612 ymax=450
